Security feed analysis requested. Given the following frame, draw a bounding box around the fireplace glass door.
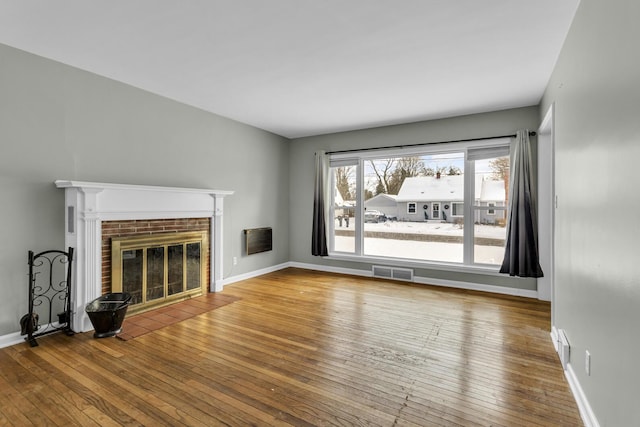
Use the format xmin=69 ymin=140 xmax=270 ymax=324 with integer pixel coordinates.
xmin=146 ymin=247 xmax=164 ymax=302
xmin=112 ymin=231 xmax=207 ymax=312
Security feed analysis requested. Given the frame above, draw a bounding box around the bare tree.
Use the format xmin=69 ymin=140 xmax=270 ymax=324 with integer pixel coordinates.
xmin=424 ymin=165 xmax=461 ymax=176
xmin=489 ymin=157 xmax=510 ymax=181
xmin=369 ymin=159 xmax=396 ymax=195
xmin=369 ymin=156 xmax=460 ymax=195
xmin=335 ymin=166 xmax=354 ymax=200
xmin=387 ymin=156 xmax=426 ymax=194
xmin=489 ymin=156 xmax=511 ymax=204
xmin=364 ymin=189 xmax=374 ymax=200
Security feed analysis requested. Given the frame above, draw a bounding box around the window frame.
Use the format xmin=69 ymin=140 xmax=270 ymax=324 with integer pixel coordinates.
xmin=451 ymin=202 xmax=464 ymax=217
xmin=327 ymin=138 xmax=511 ymax=271
xmin=407 ymin=202 xmax=417 ymax=214
xmin=328 ymin=158 xmax=360 ymax=255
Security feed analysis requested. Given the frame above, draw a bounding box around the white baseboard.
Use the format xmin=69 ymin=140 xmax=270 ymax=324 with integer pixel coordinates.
xmin=288 ymin=262 xmax=373 ymax=278
xmin=565 ymin=363 xmax=600 ymax=427
xmin=220 ymin=262 xmax=291 ymax=287
xmin=0 ymin=331 xmax=25 ymax=349
xmin=288 ymin=262 xmax=537 ymax=298
xmin=550 ymin=326 xmax=598 ymax=426
xmin=413 ymin=275 xmax=538 ymax=298
xmin=550 ymin=325 xmax=560 ymax=352
xmin=222 ymin=261 xmax=376 ymax=288
xmin=0 ymin=322 xmax=77 ymax=349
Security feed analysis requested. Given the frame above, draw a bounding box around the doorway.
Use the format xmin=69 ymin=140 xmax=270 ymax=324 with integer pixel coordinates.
xmin=432 ymin=202 xmax=441 ymax=219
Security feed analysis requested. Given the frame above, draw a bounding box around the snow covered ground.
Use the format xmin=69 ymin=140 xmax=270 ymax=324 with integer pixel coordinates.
xmin=335 ymin=219 xmax=506 ymax=238
xmin=333 ymin=220 xmax=506 ymax=265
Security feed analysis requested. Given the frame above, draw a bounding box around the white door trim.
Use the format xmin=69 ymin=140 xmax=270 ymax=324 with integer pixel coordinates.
xmin=537 ymin=104 xmax=555 ymax=312
xmin=432 ymin=202 xmax=441 ymax=219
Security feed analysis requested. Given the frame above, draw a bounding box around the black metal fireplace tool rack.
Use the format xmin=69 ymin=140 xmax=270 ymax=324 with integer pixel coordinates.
xmin=21 ymin=247 xmax=75 ymax=347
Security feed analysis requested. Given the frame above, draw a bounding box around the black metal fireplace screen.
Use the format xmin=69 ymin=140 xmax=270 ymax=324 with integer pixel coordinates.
xmin=22 ymin=247 xmax=75 ymax=347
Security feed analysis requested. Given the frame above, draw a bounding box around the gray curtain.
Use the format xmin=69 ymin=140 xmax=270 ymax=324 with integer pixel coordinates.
xmin=500 ymin=130 xmax=544 ymax=277
xmin=312 ymin=151 xmax=329 ymax=256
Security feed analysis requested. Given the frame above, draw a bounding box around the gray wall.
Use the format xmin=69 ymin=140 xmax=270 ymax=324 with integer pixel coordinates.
xmin=289 ymin=107 xmax=539 ymax=290
xmin=0 ymin=43 xmax=290 ymax=335
xmin=540 ymin=0 xmax=640 ymax=425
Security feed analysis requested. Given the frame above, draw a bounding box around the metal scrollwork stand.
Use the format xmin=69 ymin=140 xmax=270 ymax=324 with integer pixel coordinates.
xmin=22 ymin=247 xmax=75 ymax=347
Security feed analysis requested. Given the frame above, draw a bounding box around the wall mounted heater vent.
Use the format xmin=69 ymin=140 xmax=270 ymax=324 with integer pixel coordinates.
xmin=244 ymin=227 xmax=272 ymax=255
xmin=372 ymin=265 xmax=414 ymax=282
xmin=558 ymin=329 xmax=570 ymax=370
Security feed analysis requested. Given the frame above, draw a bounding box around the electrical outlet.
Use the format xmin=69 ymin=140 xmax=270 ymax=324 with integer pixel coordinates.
xmin=585 ymin=350 xmax=591 ymax=376
xmin=233 ymin=256 xmax=238 ymax=266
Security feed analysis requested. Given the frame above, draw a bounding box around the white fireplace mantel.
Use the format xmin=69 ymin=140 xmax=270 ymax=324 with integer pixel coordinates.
xmin=55 ymin=180 xmax=233 ymax=333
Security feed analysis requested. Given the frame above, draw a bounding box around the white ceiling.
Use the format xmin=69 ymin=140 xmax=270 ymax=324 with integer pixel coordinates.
xmin=0 ymin=1 xmax=579 ymax=139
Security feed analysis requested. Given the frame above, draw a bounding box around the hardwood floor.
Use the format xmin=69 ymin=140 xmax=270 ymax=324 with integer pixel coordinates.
xmin=0 ymin=268 xmax=583 ymax=426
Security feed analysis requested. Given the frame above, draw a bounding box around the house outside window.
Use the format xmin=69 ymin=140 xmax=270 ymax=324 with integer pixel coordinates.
xmin=328 ymin=138 xmax=510 ymax=268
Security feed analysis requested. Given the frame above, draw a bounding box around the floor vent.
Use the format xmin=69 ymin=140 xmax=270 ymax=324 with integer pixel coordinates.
xmin=372 ymin=265 xmax=414 ymax=282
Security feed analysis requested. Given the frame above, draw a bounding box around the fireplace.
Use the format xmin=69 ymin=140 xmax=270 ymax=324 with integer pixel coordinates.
xmin=55 ymin=180 xmax=233 ymax=333
xmin=101 ymin=218 xmax=211 ymax=295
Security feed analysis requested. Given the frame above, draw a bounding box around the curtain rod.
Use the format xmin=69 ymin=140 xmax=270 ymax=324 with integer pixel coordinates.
xmin=326 ymin=131 xmax=536 ymax=155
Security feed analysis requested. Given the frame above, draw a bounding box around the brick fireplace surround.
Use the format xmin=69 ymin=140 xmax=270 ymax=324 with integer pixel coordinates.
xmin=55 ymin=181 xmax=233 ymax=333
xmin=101 ymin=218 xmax=211 ymax=296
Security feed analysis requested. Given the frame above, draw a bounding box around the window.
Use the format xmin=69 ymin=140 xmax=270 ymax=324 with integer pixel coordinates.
xmin=330 ymin=160 xmax=358 ymax=254
xmin=469 ymin=146 xmax=510 ymax=265
xmin=328 ymin=138 xmax=510 ymax=268
xmin=452 ymin=202 xmax=464 ymax=217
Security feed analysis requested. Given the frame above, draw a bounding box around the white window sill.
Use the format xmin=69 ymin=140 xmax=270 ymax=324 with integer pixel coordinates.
xmin=326 ymin=252 xmax=503 ymax=276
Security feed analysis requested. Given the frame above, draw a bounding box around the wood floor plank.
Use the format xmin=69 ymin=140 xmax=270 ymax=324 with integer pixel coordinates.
xmin=34 ymin=345 xmax=161 ymax=426
xmin=0 ymin=268 xmax=583 ymax=426
xmin=0 ymin=358 xmax=53 ymax=426
xmin=147 ymin=328 xmax=394 ymax=426
xmin=48 ymin=339 xmax=225 ymax=426
xmin=0 ymin=374 xmax=40 ymax=426
xmin=3 ymin=346 xmax=103 ymax=427
xmin=191 ymin=304 xmax=562 ymax=425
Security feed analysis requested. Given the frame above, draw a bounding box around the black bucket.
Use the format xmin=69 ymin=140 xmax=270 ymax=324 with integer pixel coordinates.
xmin=85 ymin=292 xmax=132 ymax=338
